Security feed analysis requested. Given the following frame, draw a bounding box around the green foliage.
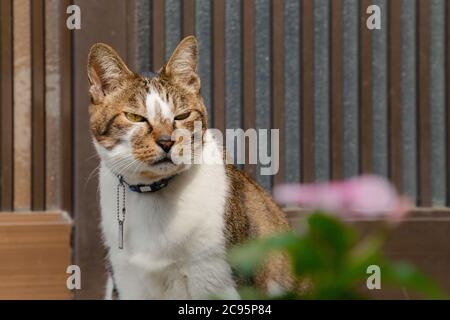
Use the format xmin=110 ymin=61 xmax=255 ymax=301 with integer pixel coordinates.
xmin=229 ymin=212 xmax=447 ymax=300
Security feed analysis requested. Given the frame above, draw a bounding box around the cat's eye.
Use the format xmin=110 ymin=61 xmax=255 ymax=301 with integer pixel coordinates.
xmin=174 ymin=112 xmax=191 ymax=121
xmin=125 ymin=112 xmax=146 ymax=122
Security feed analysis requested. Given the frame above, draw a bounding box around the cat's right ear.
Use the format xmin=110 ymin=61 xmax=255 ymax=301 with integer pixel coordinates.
xmin=87 ymin=43 xmax=133 ymax=104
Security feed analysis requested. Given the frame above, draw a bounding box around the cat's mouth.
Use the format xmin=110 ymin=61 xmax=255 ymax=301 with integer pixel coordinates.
xmin=152 ymin=156 xmax=174 ymax=166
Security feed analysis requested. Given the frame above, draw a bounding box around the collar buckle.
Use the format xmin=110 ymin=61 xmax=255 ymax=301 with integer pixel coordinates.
xmin=121 ymin=176 xmax=173 ymax=193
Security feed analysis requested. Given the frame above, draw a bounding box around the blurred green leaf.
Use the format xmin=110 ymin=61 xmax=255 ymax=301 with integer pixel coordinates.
xmin=229 ymin=241 xmax=268 ymax=277
xmin=228 ymin=211 xmax=448 ymax=300
xmin=308 ymin=213 xmax=357 ymax=255
xmin=290 ymin=238 xmax=325 ymax=275
xmin=228 ymin=232 xmax=298 ymax=277
xmin=338 ymin=233 xmax=385 ymax=285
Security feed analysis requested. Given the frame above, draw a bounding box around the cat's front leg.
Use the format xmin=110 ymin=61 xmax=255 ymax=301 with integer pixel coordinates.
xmin=104 ymin=275 xmax=114 ymax=300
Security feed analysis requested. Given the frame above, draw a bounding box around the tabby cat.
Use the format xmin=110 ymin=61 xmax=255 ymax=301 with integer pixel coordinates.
xmin=88 ymin=36 xmax=292 ymax=299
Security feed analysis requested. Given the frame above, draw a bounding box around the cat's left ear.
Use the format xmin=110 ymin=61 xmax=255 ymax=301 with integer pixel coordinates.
xmin=161 ymin=36 xmax=200 ymax=94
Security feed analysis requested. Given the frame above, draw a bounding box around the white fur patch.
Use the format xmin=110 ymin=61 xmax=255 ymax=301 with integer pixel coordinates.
xmin=146 ymin=90 xmax=173 ymax=122
xmin=98 ymin=136 xmax=235 ymax=299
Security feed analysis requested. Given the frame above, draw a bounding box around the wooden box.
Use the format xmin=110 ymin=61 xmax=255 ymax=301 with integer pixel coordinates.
xmin=0 ymin=211 xmax=72 ymax=299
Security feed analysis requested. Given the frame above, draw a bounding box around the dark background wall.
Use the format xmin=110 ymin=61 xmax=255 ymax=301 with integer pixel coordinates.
xmin=132 ymin=0 xmax=450 ymax=207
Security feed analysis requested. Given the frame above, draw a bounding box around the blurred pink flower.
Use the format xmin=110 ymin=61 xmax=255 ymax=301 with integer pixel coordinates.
xmin=274 ymin=175 xmax=410 ymax=221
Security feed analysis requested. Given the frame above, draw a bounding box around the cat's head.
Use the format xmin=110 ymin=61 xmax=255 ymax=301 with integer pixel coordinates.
xmin=88 ymin=36 xmax=207 ymax=183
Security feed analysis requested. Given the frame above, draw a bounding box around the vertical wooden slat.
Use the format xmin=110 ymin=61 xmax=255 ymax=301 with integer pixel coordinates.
xmin=45 ymin=0 xmax=62 ymax=210
xmin=272 ymin=0 xmax=284 ymax=185
xmin=447 ymin=0 xmax=450 ymax=206
xmin=359 ymin=0 xmax=373 ymax=174
xmin=312 ymin=0 xmax=330 ymax=182
xmin=196 ymin=0 xmax=213 ymax=123
xmin=135 ymin=0 xmax=151 ymax=73
xmin=13 ymin=0 xmax=32 ymax=210
xmin=213 ymin=0 xmax=225 ymax=132
xmin=182 ymin=0 xmax=195 ymax=37
xmin=283 ymin=0 xmax=301 ymax=183
xmin=73 ymin=0 xmax=130 ymax=299
xmin=254 ymin=0 xmax=271 ymax=190
xmin=31 ymin=0 xmax=46 ymax=210
xmin=342 ymin=1 xmax=359 ymax=178
xmin=330 ymin=0 xmax=343 ymax=180
xmin=428 ymin=0 xmax=446 ymax=206
xmin=400 ymin=1 xmax=418 ymax=202
xmin=0 ymin=0 xmax=14 ymax=211
xmin=418 ymin=0 xmax=432 ymax=207
xmin=242 ymin=0 xmax=256 ymax=178
xmin=225 ymin=0 xmax=243 ymax=129
xmin=165 ymin=0 xmax=182 ymax=60
xmin=60 ymin=0 xmax=73 ymax=213
xmin=152 ymin=0 xmax=165 ymax=71
xmin=371 ymin=0 xmax=388 ymax=177
xmin=301 ymin=0 xmax=315 ymax=182
xmin=389 ymin=0 xmax=402 ymax=191
xmin=126 ymin=0 xmax=138 ymax=71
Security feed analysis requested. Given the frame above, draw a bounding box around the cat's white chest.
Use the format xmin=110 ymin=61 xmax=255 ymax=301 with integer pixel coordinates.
xmin=98 ymin=163 xmax=237 ymax=299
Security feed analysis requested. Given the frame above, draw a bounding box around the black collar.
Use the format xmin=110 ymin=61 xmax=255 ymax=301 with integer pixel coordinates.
xmin=118 ymin=175 xmax=173 ymax=193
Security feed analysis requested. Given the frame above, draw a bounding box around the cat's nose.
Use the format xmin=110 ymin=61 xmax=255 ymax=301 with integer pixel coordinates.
xmin=156 ymin=135 xmax=174 ymax=153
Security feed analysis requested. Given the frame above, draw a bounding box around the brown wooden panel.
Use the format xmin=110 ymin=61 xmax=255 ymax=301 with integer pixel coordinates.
xmin=182 ymin=0 xmax=195 ymax=37
xmin=73 ymin=0 xmax=132 ymax=299
xmin=31 ymin=0 xmax=46 ymax=210
xmin=301 ymin=0 xmax=315 ymax=182
xmin=0 ymin=211 xmax=72 ymax=299
xmin=359 ymin=0 xmax=373 ymax=174
xmin=0 ymin=0 xmax=14 ymax=211
xmin=13 ymin=0 xmax=32 ymax=211
xmin=242 ymin=0 xmax=256 ymax=178
xmin=213 ymin=0 xmax=225 ymax=132
xmin=152 ymin=0 xmax=165 ymax=71
xmin=417 ymin=0 xmax=432 ymax=206
xmin=388 ymin=0 xmax=402 ymax=192
xmin=330 ymin=0 xmax=343 ymax=180
xmin=378 ymin=219 xmax=450 ymax=299
xmin=272 ymin=0 xmax=285 ymax=185
xmin=0 ymin=211 xmax=70 ymax=224
xmin=60 ymin=0 xmax=73 ymax=213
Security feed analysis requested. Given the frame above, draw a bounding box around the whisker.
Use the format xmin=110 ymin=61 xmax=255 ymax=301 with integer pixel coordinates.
xmin=84 ymin=162 xmax=102 ymax=189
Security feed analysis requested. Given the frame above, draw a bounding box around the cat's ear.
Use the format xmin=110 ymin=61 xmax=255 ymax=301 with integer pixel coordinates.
xmin=87 ymin=43 xmax=133 ymax=103
xmin=161 ymin=36 xmax=200 ymax=94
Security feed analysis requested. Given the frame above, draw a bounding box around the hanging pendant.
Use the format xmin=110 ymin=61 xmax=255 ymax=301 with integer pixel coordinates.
xmin=118 ymin=220 xmax=124 ymax=249
xmin=117 ymin=175 xmax=126 ymax=250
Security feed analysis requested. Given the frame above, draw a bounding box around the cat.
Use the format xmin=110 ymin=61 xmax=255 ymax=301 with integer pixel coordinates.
xmin=88 ymin=36 xmax=293 ymax=299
